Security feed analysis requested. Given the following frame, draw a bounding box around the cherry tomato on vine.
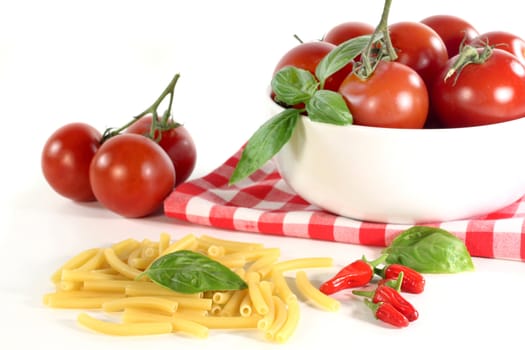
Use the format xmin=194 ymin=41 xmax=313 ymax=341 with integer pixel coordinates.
xmin=470 ymin=31 xmax=525 ymax=65
xmin=421 ymin=15 xmax=479 ymax=58
xmin=389 ymin=21 xmax=448 ymax=88
xmin=323 ymin=21 xmax=375 ymax=45
xmin=126 ymin=115 xmax=197 ymax=187
xmin=272 ymin=40 xmax=353 ymax=93
xmin=338 ymin=61 xmax=428 ymax=128
xmin=41 ymin=123 xmax=101 ymax=202
xmin=431 ymin=48 xmax=525 ymax=128
xmin=89 ymin=134 xmax=175 ymax=218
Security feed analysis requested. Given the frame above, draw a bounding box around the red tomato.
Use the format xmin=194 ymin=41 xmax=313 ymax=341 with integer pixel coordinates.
xmin=470 ymin=31 xmax=525 ymax=65
xmin=338 ymin=61 xmax=429 ymax=128
xmin=272 ymin=41 xmax=352 ymax=93
xmin=389 ymin=21 xmax=448 ymax=88
xmin=90 ymin=134 xmax=176 ymax=218
xmin=126 ymin=116 xmax=197 ymax=187
xmin=41 ymin=123 xmax=101 ymax=202
xmin=323 ymin=21 xmax=375 ymax=45
xmin=431 ymin=48 xmax=525 ymax=128
xmin=421 ymin=15 xmax=479 ymax=58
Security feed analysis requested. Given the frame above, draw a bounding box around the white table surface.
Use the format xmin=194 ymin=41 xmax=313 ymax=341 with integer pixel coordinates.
xmin=2 ymin=1 xmax=524 ymax=349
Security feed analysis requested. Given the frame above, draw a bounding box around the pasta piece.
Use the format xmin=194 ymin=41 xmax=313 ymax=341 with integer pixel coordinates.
xmin=270 ymin=269 xmax=297 ymax=304
xmin=220 ymin=289 xmax=247 ymax=317
xmin=44 ymin=295 xmax=122 ymax=309
xmin=197 ymin=235 xmax=263 ymax=253
xmin=50 ymin=248 xmax=99 ymax=283
xmin=111 ymin=239 xmax=141 ymax=260
xmin=246 ymin=272 xmax=268 ymax=315
xmin=103 ymin=248 xmax=143 ymax=279
xmin=239 ymin=291 xmax=253 ymax=317
xmin=122 ymin=308 xmax=209 ymax=338
xmin=272 ymin=257 xmax=333 ymax=272
xmin=207 ymin=245 xmax=226 ymax=258
xmin=61 ymin=269 xmax=118 ymax=282
xmin=247 ymin=254 xmax=280 ymax=278
xmin=275 ymin=299 xmax=300 ymax=343
xmin=75 ymin=249 xmax=106 ymax=271
xmin=102 ymin=296 xmax=179 ymax=315
xmin=212 ymin=291 xmax=233 ymax=305
xmin=295 ymin=271 xmax=340 ymax=312
xmin=77 ymin=312 xmax=172 ymax=336
xmin=159 ymin=233 xmax=197 ymax=256
xmin=125 ymin=283 xmax=203 ymax=299
xmin=158 ymin=232 xmax=171 ymax=254
xmin=176 ymin=314 xmax=261 ymax=329
xmin=264 ymin=296 xmax=287 ymax=341
xmin=257 ymin=281 xmax=276 ymax=331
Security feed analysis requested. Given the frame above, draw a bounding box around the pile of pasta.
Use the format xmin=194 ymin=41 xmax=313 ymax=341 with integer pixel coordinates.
xmin=43 ymin=233 xmax=341 ymax=343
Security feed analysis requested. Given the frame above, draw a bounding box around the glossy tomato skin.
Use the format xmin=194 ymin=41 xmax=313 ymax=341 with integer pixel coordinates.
xmin=90 ymin=134 xmax=176 ymax=218
xmin=338 ymin=61 xmax=428 ymax=129
xmin=389 ymin=21 xmax=448 ymax=89
xmin=126 ymin=116 xmax=196 ymax=187
xmin=272 ymin=41 xmax=352 ymax=93
xmin=41 ymin=122 xmax=101 ymax=202
xmin=323 ymin=21 xmax=375 ymax=45
xmin=431 ymin=48 xmax=525 ymax=128
xmin=421 ymin=15 xmax=479 ymax=58
xmin=470 ymin=31 xmax=525 ymax=65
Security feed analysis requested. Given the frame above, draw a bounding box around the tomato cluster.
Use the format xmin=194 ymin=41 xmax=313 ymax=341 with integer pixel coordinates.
xmin=41 ymin=74 xmax=197 ymax=218
xmin=271 ymin=13 xmax=525 ymax=129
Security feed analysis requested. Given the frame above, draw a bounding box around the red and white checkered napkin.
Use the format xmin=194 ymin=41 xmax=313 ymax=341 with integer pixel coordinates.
xmin=164 ymin=147 xmax=525 ymax=261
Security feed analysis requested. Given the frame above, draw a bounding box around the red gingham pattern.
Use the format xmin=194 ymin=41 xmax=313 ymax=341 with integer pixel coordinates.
xmin=164 ymin=147 xmax=525 ymax=261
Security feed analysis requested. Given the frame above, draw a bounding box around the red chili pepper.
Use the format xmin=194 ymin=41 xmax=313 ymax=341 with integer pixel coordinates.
xmin=319 ymin=255 xmax=387 ymax=295
xmin=354 ymin=284 xmax=419 ymax=321
xmin=380 ymin=264 xmax=425 ymax=294
xmin=364 ymin=299 xmax=409 ymax=328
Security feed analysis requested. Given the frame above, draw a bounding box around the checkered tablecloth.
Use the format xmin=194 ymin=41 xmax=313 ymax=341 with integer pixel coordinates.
xmin=164 ymin=146 xmax=525 ymax=261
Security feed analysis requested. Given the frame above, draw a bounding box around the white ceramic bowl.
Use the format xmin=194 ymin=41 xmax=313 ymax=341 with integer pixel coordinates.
xmin=271 ymin=98 xmax=525 ymax=224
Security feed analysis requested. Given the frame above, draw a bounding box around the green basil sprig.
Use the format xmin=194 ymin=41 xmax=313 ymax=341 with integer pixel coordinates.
xmin=229 ymin=34 xmax=376 ymax=185
xmin=383 ymin=226 xmax=475 ymax=273
xmin=138 ymin=250 xmax=248 ymax=294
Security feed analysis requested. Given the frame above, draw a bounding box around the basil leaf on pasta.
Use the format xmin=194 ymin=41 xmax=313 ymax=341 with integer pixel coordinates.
xmin=139 ymin=250 xmax=248 ymax=294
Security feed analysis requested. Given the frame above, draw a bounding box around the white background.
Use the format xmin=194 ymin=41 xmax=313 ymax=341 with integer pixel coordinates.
xmin=1 ymin=1 xmax=525 ymax=349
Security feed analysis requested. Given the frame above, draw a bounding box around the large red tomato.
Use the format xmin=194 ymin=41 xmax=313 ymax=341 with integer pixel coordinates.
xmin=90 ymin=134 xmax=175 ymax=218
xmin=272 ymin=41 xmax=353 ymax=93
xmin=421 ymin=15 xmax=479 ymax=58
xmin=338 ymin=61 xmax=429 ymax=129
xmin=431 ymin=48 xmax=525 ymax=128
xmin=389 ymin=21 xmax=448 ymax=88
xmin=470 ymin=31 xmax=525 ymax=65
xmin=41 ymin=123 xmax=101 ymax=202
xmin=126 ymin=115 xmax=196 ymax=187
xmin=323 ymin=21 xmax=375 ymax=45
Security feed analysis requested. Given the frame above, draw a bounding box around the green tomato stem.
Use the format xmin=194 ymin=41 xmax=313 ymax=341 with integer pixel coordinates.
xmin=360 ymin=0 xmax=397 ymax=78
xmin=101 ymin=73 xmax=181 ymax=143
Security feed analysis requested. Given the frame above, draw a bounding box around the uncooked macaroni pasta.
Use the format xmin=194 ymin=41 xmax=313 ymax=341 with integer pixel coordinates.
xmin=44 ymin=233 xmax=340 ymax=343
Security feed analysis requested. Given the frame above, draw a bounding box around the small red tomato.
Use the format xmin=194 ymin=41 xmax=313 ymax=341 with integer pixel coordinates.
xmin=421 ymin=14 xmax=479 ymax=58
xmin=431 ymin=48 xmax=525 ymax=128
xmin=89 ymin=134 xmax=175 ymax=218
xmin=126 ymin=115 xmax=197 ymax=187
xmin=41 ymin=123 xmax=101 ymax=202
xmin=470 ymin=31 xmax=525 ymax=65
xmin=389 ymin=21 xmax=449 ymax=88
xmin=272 ymin=41 xmax=352 ymax=93
xmin=339 ymin=61 xmax=428 ymax=129
xmin=323 ymin=21 xmax=375 ymax=45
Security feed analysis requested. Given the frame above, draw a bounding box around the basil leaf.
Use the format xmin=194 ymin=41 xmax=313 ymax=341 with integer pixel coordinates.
xmin=271 ymin=66 xmax=319 ymax=106
xmin=306 ymin=89 xmax=353 ymax=125
xmin=139 ymin=250 xmax=247 ymax=294
xmin=315 ymin=34 xmax=374 ymax=88
xmin=383 ymin=226 xmax=475 ymax=274
xmin=229 ymin=108 xmax=299 ymax=184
